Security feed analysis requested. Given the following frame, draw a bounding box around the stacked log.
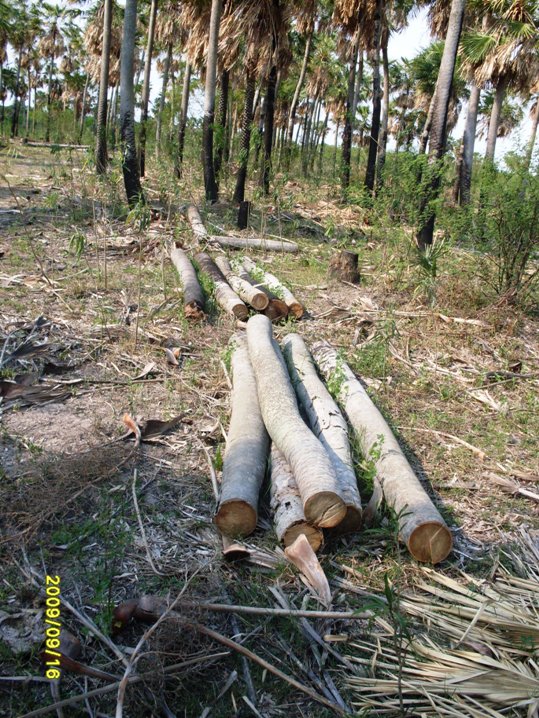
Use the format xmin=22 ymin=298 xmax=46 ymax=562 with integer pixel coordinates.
xmin=195 ymin=252 xmax=248 ymax=320
xmin=169 ymin=246 xmax=205 ymax=320
xmin=215 ymin=335 xmax=269 ymax=538
xmin=214 ymin=256 xmax=269 ymax=311
xmin=246 ymin=315 xmax=346 ymax=528
xmin=311 ymin=341 xmax=452 ymax=564
xmin=283 ymin=334 xmax=362 ymax=533
xmin=235 ymin=262 xmax=289 ymax=322
xmin=243 ymin=258 xmax=304 ymax=319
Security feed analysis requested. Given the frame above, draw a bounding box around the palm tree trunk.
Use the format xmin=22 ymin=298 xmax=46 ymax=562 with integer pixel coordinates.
xmin=317 ymin=110 xmax=329 ymax=174
xmin=341 ymin=38 xmax=360 ymax=192
xmin=485 ymin=75 xmax=508 ymax=163
xmin=333 ymin=118 xmax=340 ymax=177
xmin=138 ymin=0 xmax=158 ymax=178
xmin=155 ymin=41 xmax=172 ymax=156
xmin=45 ymin=26 xmax=57 ymax=143
xmin=120 ymin=0 xmax=143 ymax=207
xmin=214 ymin=69 xmax=229 ymax=183
xmin=416 ymin=0 xmax=465 ymax=249
xmin=261 ymin=65 xmax=277 ymax=195
xmin=96 ymin=0 xmax=113 ymax=174
xmin=418 ymin=87 xmax=437 ymax=155
xmin=175 ymin=61 xmax=191 ymax=179
xmin=202 ymin=0 xmax=223 ymax=203
xmin=25 ymin=69 xmax=31 ymax=138
xmin=365 ymin=0 xmax=383 ymax=194
xmin=233 ymin=72 xmax=255 ymax=204
xmin=459 ymin=83 xmax=480 ymax=205
xmin=78 ymin=74 xmax=89 ymax=143
xmin=11 ymin=49 xmax=23 ymax=138
xmin=284 ymin=31 xmax=312 ymax=169
xmin=525 ymin=100 xmax=539 ymax=169
xmin=375 ymin=37 xmax=390 ymax=194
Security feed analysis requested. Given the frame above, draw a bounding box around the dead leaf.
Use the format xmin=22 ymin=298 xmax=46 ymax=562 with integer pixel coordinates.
xmin=285 ymin=534 xmax=332 ymax=608
xmin=0 ymin=380 xmax=70 ymax=405
xmin=122 ymin=413 xmax=142 ymax=446
xmin=139 ymin=415 xmax=183 ymax=440
xmin=165 ymin=348 xmax=179 ymax=366
xmin=132 ymin=362 xmax=157 ymax=381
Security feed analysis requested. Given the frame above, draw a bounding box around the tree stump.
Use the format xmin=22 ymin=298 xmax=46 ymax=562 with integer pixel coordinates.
xmin=237 ymin=201 xmax=251 ymax=230
xmin=328 ymin=251 xmax=360 ymax=284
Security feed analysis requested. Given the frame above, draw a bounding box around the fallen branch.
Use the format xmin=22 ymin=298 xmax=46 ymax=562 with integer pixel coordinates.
xmin=283 ymin=334 xmax=361 ymax=533
xmin=169 ymin=246 xmax=205 ymax=320
xmin=243 ymin=257 xmax=304 ymax=318
xmin=208 ymin=235 xmax=298 ymax=253
xmin=312 ymin=341 xmax=452 ymax=564
xmin=195 ymin=252 xmax=248 ymax=320
xmin=246 ymin=316 xmax=345 ymax=528
xmin=215 ymin=335 xmax=270 ymax=537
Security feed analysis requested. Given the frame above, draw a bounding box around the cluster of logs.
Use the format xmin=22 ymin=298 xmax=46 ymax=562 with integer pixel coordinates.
xmin=170 ymin=246 xmax=304 ymax=324
xmin=215 ymin=316 xmax=453 ymax=565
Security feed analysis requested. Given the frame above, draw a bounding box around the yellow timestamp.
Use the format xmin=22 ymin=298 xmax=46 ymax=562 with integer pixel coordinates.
xmin=43 ymin=575 xmax=62 ymax=680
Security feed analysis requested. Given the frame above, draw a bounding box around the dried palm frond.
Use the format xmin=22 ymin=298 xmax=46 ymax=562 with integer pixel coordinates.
xmin=346 ymin=530 xmax=539 ymax=716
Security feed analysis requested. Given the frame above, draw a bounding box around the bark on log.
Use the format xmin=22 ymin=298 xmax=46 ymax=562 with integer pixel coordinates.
xmin=243 ymin=257 xmax=304 ymax=319
xmin=311 ymin=341 xmax=452 ymax=564
xmin=214 ymin=256 xmax=269 ymax=311
xmin=328 ymin=251 xmax=360 ymax=284
xmin=195 ymin=252 xmax=248 ymax=320
xmin=186 ymin=205 xmax=208 ymax=240
xmin=169 ymin=246 xmax=205 ymax=320
xmin=283 ymin=334 xmax=361 ymax=533
xmin=208 ymin=235 xmax=298 ymax=253
xmin=215 ymin=334 xmax=270 ymax=537
xmin=270 ymin=445 xmax=323 ymax=551
xmin=235 ymin=264 xmax=288 ymax=322
xmin=246 ymin=315 xmax=346 ymax=528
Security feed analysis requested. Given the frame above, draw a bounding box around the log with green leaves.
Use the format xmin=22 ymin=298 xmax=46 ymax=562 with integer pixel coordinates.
xmin=194 ymin=252 xmax=248 ymax=320
xmin=311 ymin=341 xmax=452 ymax=564
xmin=243 ymin=257 xmax=304 ymax=318
xmin=246 ymin=315 xmax=346 ymax=528
xmin=214 ymin=255 xmax=269 ymax=311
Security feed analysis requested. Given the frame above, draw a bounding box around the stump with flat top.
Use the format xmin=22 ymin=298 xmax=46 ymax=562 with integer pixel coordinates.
xmin=328 ymin=250 xmax=360 ymax=284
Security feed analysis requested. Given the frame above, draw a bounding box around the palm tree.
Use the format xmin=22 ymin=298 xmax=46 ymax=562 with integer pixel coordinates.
xmin=95 ymin=0 xmax=113 ymax=174
xmin=416 ymin=0 xmax=466 ymax=249
xmin=120 ymin=0 xmax=143 ymax=206
xmin=526 ymin=84 xmax=539 ymax=168
xmin=138 ymin=0 xmax=158 ymax=178
xmin=39 ymin=4 xmax=69 ymax=143
xmin=202 ymin=0 xmax=222 ymax=202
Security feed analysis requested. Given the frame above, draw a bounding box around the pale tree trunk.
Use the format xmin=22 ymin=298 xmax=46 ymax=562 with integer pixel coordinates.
xmin=170 ymin=246 xmax=205 ymax=320
xmin=120 ymin=0 xmax=143 ymax=206
xmin=485 ymin=75 xmax=509 ymax=163
xmin=261 ymin=65 xmax=277 ymax=194
xmin=96 ymin=0 xmax=112 ymax=174
xmin=78 ymin=74 xmax=89 ymax=143
xmin=138 ymin=0 xmax=158 ymax=177
xmin=284 ymin=31 xmax=312 ymax=169
xmin=11 ymin=48 xmax=23 ymax=138
xmin=365 ymin=0 xmax=383 ymax=194
xmin=233 ymin=72 xmax=255 ymax=204
xmin=45 ymin=35 xmax=56 ymax=143
xmin=246 ymin=315 xmax=346 ymax=529
xmin=418 ymin=87 xmax=436 ymax=155
xmin=155 ymin=41 xmax=172 ymax=156
xmin=375 ymin=37 xmax=390 ymax=194
xmin=215 ymin=334 xmax=270 ymax=538
xmin=416 ymin=0 xmax=466 ymax=249
xmin=459 ymin=83 xmax=480 ymax=205
xmin=214 ymin=256 xmax=269 ymax=311
xmin=525 ymin=99 xmax=539 ymax=169
xmin=175 ymin=61 xmax=191 ymax=179
xmin=202 ymin=0 xmax=223 ymax=202
xmin=195 ymin=252 xmax=248 ymax=320
xmin=341 ymin=38 xmax=360 ymax=192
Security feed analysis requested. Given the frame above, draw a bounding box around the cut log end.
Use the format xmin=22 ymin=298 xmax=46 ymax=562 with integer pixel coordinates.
xmin=329 ymin=506 xmax=362 ymax=536
xmin=263 ymin=299 xmax=289 ymax=323
xmin=232 ymin=304 xmax=249 ymax=321
xmin=184 ymin=302 xmax=205 ymax=321
xmin=289 ymin=302 xmax=304 ymax=319
xmin=215 ymin=501 xmax=258 ymax=538
xmin=407 ymin=522 xmax=453 ymax=564
xmin=304 ymin=492 xmax=346 ymax=529
xmin=282 ymin=523 xmax=323 ymax=553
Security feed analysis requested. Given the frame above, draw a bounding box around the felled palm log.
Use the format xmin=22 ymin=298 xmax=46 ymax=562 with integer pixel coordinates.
xmin=270 ymin=445 xmax=323 ymax=551
xmin=246 ymin=316 xmax=345 ymax=528
xmin=169 ymin=246 xmax=205 ymax=320
xmin=312 ymin=341 xmax=452 ymax=564
xmin=236 ymin=263 xmax=288 ymax=322
xmin=195 ymin=252 xmax=248 ymax=320
xmin=209 ymin=235 xmax=298 ymax=253
xmin=214 ymin=255 xmax=269 ymax=311
xmin=283 ymin=334 xmax=361 ymax=533
xmin=215 ymin=335 xmax=269 ymax=537
xmin=243 ymin=257 xmax=304 ymax=318
xmin=186 ymin=205 xmax=208 ymax=239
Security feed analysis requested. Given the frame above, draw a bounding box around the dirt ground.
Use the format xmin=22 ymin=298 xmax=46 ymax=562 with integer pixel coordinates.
xmin=1 ymin=143 xmax=538 ymax=717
